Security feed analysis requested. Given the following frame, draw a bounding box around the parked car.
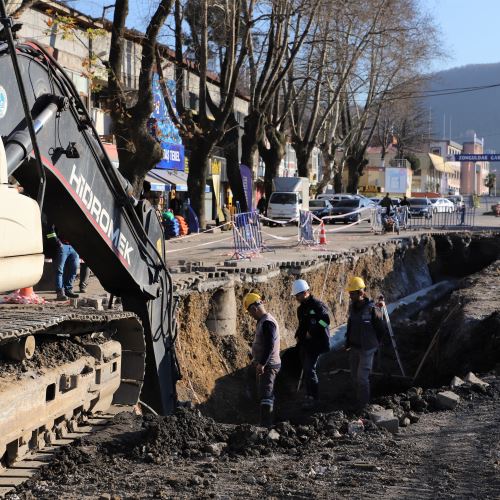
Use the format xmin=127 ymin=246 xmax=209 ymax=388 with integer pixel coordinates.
xmin=408 ymin=198 xmax=433 ymax=219
xmin=317 ymin=193 xmax=355 ymax=205
xmin=430 ymin=197 xmax=455 ymax=213
xmin=329 ymin=198 xmax=372 ymax=224
xmin=446 ymin=195 xmax=464 ymax=207
xmin=309 ymin=199 xmax=334 ymax=222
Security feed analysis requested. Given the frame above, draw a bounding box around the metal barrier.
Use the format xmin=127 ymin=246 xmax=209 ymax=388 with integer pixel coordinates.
xmin=406 ymin=207 xmax=476 ymax=230
xmin=299 ymin=210 xmax=315 ymax=245
xmin=231 ymin=210 xmax=269 ymax=259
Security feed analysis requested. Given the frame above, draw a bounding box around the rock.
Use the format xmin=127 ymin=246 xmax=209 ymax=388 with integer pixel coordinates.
xmin=333 ymin=430 xmax=342 ymax=438
xmin=347 ymin=420 xmax=365 ymax=435
xmin=437 ymin=391 xmax=460 ymax=410
xmin=399 ymin=417 xmax=411 ymax=427
xmin=410 ymin=396 xmax=428 ymax=412
xmin=464 ymin=372 xmax=489 ymax=387
xmin=243 ymin=475 xmax=257 ymax=485
xmin=374 ymin=417 xmax=399 ymax=434
xmin=190 ymin=475 xmax=203 ymax=486
xmin=267 ymin=429 xmax=280 ymax=441
xmin=368 ymin=408 xmax=394 ymax=423
xmin=98 ymin=495 xmax=111 ymax=500
xmin=450 ymin=376 xmax=465 ymax=389
xmin=203 ymin=442 xmax=226 ymax=456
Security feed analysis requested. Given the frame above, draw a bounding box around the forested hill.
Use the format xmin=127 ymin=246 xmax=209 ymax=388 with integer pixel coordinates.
xmin=425 ymin=63 xmax=500 ymax=152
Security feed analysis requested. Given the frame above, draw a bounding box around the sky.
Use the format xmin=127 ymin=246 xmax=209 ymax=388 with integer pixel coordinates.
xmin=70 ymin=0 xmax=500 ymax=72
xmin=421 ymin=0 xmax=500 ymax=71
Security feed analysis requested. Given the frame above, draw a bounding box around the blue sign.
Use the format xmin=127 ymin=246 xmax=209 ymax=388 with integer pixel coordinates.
xmin=150 ymin=74 xmax=185 ymax=170
xmin=448 ymin=154 xmax=500 ymax=162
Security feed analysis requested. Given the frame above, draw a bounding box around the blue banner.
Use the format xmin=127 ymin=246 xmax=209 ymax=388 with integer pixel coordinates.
xmin=448 ymin=154 xmax=500 ymax=162
xmin=239 ymin=164 xmax=253 ymax=209
xmin=150 ymin=74 xmax=185 ymax=170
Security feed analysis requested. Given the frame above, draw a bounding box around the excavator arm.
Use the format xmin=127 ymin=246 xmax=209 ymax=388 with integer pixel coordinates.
xmin=0 ymin=36 xmax=179 ymax=414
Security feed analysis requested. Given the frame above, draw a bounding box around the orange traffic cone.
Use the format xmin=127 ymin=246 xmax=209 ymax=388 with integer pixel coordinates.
xmin=18 ymin=287 xmax=34 ymax=297
xmin=319 ymin=222 xmax=327 ymax=245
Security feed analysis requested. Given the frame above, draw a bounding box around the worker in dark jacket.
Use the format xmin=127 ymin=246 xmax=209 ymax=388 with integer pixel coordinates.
xmin=292 ymin=279 xmax=330 ymax=407
xmin=345 ymin=277 xmax=387 ymax=409
xmin=244 ymin=292 xmax=281 ymax=427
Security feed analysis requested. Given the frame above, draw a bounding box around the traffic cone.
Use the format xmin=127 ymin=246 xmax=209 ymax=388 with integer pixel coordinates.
xmin=319 ymin=222 xmax=327 ymax=245
xmin=18 ymin=287 xmax=34 ymax=297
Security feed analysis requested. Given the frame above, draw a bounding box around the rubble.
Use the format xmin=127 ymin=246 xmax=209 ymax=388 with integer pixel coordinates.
xmin=437 ymin=391 xmax=461 ymax=410
xmin=464 ymin=372 xmax=489 ymax=387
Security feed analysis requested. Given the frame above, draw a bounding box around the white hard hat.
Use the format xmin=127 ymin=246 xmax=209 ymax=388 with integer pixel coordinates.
xmin=292 ymin=279 xmax=309 ymax=296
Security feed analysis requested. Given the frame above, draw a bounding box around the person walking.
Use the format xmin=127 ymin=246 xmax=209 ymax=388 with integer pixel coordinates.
xmin=243 ymin=292 xmax=281 ymax=427
xmin=292 ymin=279 xmax=330 ymax=408
xmin=345 ymin=277 xmax=387 ymax=410
xmin=380 ymin=193 xmax=394 ymax=211
xmin=45 ymin=224 xmax=80 ymax=300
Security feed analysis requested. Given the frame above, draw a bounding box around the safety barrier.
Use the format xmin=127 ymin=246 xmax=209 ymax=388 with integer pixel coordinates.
xmin=371 ymin=206 xmax=409 ymax=234
xmin=231 ymin=211 xmax=270 ymax=259
xmin=299 ymin=210 xmax=315 ymax=245
xmin=406 ymin=207 xmax=476 ymax=230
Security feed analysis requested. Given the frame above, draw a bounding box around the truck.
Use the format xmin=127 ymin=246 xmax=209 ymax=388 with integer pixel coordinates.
xmin=266 ymin=176 xmax=309 ymax=224
xmin=0 ymin=8 xmax=179 ymax=467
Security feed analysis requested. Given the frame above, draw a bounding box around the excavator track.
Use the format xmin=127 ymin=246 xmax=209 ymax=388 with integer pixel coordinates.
xmin=0 ymin=304 xmax=146 ymax=483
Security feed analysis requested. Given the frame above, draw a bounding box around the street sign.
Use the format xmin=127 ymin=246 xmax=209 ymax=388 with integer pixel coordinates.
xmin=447 ymin=154 xmax=500 ymax=162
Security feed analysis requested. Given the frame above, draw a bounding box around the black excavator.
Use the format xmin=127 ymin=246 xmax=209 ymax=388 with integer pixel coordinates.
xmin=0 ymin=1 xmax=180 ymax=465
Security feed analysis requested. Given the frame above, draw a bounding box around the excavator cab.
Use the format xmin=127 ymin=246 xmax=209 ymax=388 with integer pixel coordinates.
xmin=0 ymin=137 xmax=44 ymax=293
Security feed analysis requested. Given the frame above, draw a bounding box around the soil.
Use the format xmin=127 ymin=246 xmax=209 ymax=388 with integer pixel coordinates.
xmin=8 ymin=375 xmax=500 ymax=499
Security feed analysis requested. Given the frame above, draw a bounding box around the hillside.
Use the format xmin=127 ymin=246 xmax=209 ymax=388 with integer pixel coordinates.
xmin=426 ymin=63 xmax=500 ymax=152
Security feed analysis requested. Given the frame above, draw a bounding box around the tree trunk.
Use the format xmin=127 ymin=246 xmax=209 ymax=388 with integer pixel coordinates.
xmin=241 ymin=110 xmax=265 ymax=171
xmin=346 ymin=155 xmax=368 ymax=194
xmin=294 ymin=141 xmax=313 ymax=178
xmin=334 ymin=165 xmax=343 ymax=193
xmin=222 ymin=113 xmax=248 ymax=211
xmin=259 ymin=126 xmax=286 ymax=200
xmin=186 ymin=137 xmax=211 ymax=228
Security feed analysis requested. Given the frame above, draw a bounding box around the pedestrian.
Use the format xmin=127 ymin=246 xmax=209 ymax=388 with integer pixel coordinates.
xmin=400 ymin=195 xmax=410 ymax=206
xmin=345 ymin=277 xmax=387 ymax=410
xmin=380 ymin=192 xmax=394 ymax=211
xmin=292 ymin=279 xmax=331 ymax=408
xmin=221 ymin=203 xmax=232 ymax=231
xmin=170 ymin=192 xmax=183 ymax=216
xmin=79 ymin=261 xmax=90 ymax=293
xmin=257 ymin=195 xmax=267 ymax=216
xmin=243 ymin=292 xmax=281 ymax=427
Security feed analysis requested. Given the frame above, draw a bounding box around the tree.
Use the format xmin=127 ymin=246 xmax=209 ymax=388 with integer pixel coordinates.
xmin=108 ymin=0 xmax=175 ymax=195
xmin=158 ymin=0 xmax=253 ymax=226
xmin=240 ymin=0 xmax=320 ymax=200
xmin=485 ymin=172 xmax=496 ymax=196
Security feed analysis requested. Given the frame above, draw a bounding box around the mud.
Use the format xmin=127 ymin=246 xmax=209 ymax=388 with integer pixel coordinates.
xmin=9 ymin=374 xmax=499 ymax=499
xmin=0 ymin=335 xmax=101 ymax=379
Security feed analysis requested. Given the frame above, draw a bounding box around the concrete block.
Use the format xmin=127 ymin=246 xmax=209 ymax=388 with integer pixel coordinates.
xmin=464 ymin=372 xmax=489 ymax=387
xmin=267 ymin=429 xmax=280 ymax=441
xmin=437 ymin=391 xmax=460 ymax=410
xmin=375 ymin=417 xmax=399 ymax=434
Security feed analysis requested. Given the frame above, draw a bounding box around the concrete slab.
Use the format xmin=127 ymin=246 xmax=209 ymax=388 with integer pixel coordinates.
xmin=0 ymin=486 xmax=14 ymax=497
xmin=0 ymin=468 xmax=37 ymax=478
xmin=0 ymin=475 xmax=30 ymax=486
xmin=11 ymin=461 xmax=47 ymax=468
xmin=375 ymin=417 xmax=399 ymax=434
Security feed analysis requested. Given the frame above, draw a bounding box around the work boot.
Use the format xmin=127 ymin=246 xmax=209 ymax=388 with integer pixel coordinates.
xmin=259 ymin=404 xmax=273 ymax=428
xmin=301 ymin=395 xmax=315 ymax=410
xmin=65 ymin=289 xmax=79 ymax=299
xmin=56 ymin=289 xmax=68 ymax=301
xmin=79 ymin=286 xmax=87 ymax=294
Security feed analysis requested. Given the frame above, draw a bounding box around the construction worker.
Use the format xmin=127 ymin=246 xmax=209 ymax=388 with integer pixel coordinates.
xmin=243 ymin=292 xmax=281 ymax=427
xmin=345 ymin=277 xmax=387 ymax=409
xmin=292 ymin=279 xmax=330 ymax=407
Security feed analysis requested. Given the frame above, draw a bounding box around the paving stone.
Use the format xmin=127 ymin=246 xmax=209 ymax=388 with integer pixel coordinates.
xmin=437 ymin=391 xmax=460 ymax=409
xmin=11 ymin=461 xmax=48 ymax=468
xmin=368 ymin=408 xmax=394 ymax=423
xmin=0 ymin=486 xmax=14 ymax=496
xmin=0 ymin=468 xmax=37 ymax=478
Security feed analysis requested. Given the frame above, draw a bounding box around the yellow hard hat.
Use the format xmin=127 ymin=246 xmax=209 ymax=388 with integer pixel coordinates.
xmin=243 ymin=292 xmax=262 ymax=311
xmin=345 ymin=277 xmax=366 ymax=292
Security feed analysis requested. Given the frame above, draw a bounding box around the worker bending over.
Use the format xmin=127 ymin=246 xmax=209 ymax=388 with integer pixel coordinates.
xmin=292 ymin=279 xmax=330 ymax=407
xmin=345 ymin=277 xmax=387 ymax=409
xmin=243 ymin=292 xmax=281 ymax=427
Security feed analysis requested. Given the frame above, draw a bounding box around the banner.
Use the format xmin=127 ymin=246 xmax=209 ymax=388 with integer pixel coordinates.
xmin=239 ymin=164 xmax=253 ymax=210
xmin=150 ymin=74 xmax=185 ymax=170
xmin=212 ymin=173 xmax=224 ymax=221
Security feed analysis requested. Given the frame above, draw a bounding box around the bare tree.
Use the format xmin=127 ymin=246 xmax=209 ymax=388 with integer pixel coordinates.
xmin=108 ymin=0 xmax=175 ymax=195
xmin=158 ymin=0 xmax=253 ymax=226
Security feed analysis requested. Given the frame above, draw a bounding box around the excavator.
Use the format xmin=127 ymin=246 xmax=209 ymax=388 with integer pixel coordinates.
xmin=0 ymin=2 xmax=180 ymax=466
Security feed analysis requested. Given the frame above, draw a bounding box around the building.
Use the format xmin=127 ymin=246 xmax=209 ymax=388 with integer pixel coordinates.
xmin=428 ymin=140 xmax=462 ymax=195
xmin=461 ymin=136 xmax=490 ymax=195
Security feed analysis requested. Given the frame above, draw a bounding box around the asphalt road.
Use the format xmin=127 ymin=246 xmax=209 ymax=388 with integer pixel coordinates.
xmin=164 ymin=213 xmax=500 ymax=267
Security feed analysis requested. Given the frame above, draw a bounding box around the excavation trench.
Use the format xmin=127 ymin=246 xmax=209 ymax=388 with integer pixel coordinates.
xmin=174 ymin=231 xmax=500 ymax=424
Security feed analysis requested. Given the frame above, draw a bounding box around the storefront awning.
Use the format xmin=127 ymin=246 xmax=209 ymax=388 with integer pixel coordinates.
xmin=429 ymin=153 xmax=454 ymax=174
xmin=147 ymin=168 xmax=210 ymax=193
